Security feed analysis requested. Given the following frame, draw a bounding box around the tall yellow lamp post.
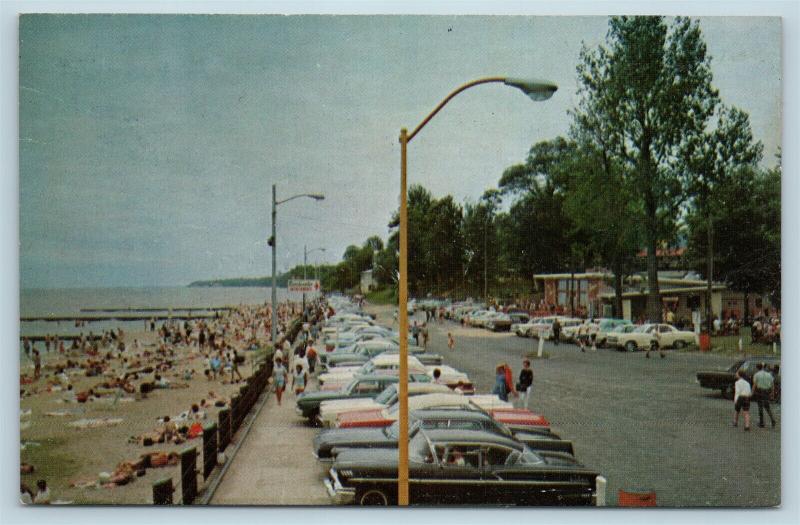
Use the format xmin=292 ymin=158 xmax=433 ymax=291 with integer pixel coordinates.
xmin=397 ymin=77 xmax=557 ymax=505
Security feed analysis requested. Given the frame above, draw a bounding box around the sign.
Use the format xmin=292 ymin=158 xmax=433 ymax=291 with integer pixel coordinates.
xmin=288 ymin=279 xmax=321 ymax=293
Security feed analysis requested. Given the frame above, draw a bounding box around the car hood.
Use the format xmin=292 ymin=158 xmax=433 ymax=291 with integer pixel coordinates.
xmin=298 ymin=390 xmax=346 ymax=405
xmin=320 ymin=398 xmax=383 ymax=415
xmin=315 ymin=427 xmax=394 ymax=450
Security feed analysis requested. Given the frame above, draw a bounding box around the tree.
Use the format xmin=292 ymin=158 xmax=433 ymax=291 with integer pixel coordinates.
xmin=577 ymin=16 xmax=719 ymax=321
xmin=680 ymin=104 xmax=763 ymax=329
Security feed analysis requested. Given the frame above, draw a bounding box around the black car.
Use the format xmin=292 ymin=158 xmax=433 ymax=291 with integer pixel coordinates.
xmin=324 ymin=428 xmax=602 ymax=506
xmin=313 ymin=409 xmax=570 ymax=461
xmin=697 ymin=356 xmax=780 ymax=401
xmin=295 ymin=375 xmax=400 ymax=421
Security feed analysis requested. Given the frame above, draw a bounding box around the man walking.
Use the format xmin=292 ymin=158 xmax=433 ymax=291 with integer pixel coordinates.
xmin=517 ymin=359 xmax=533 ymax=408
xmin=733 ymin=370 xmax=752 ymax=431
xmin=552 ymin=318 xmax=561 ymax=346
xmin=752 ymin=362 xmax=776 ymax=428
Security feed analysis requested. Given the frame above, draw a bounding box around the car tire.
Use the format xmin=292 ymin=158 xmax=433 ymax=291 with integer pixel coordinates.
xmin=625 ymin=341 xmax=637 ymax=353
xmin=358 ymin=488 xmax=390 ymax=505
xmin=674 ymin=340 xmax=685 ymax=350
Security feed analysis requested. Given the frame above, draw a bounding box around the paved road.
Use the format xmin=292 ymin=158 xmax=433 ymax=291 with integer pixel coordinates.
xmin=387 ymin=309 xmax=780 ymax=507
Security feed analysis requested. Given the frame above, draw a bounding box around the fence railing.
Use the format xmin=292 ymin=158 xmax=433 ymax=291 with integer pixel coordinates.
xmin=152 ymin=355 xmax=273 ymax=504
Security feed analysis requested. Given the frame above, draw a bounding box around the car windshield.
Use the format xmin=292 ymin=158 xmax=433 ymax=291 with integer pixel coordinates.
xmin=515 ymin=446 xmax=545 ymax=465
xmin=383 ymin=420 xmax=420 ymax=438
xmin=360 ymin=362 xmax=375 ymax=374
xmin=374 ymin=385 xmax=397 ymax=404
xmin=633 ymin=325 xmax=652 ymax=333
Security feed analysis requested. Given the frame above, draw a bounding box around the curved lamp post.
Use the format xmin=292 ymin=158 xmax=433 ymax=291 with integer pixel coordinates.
xmin=396 ymin=77 xmax=557 ymax=505
xmin=271 ymin=186 xmax=325 ymax=344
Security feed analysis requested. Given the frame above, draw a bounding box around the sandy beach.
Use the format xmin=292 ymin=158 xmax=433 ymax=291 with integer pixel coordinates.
xmin=20 ymin=322 xmax=266 ymax=504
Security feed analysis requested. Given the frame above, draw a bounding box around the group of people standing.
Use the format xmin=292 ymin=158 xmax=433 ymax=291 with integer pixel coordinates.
xmin=491 ymin=359 xmax=534 ymax=408
xmin=733 ymin=363 xmax=778 ymax=431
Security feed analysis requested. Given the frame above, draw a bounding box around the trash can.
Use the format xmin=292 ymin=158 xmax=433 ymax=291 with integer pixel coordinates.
xmin=618 ymin=488 xmax=657 ymax=507
xmin=699 ymin=333 xmax=711 ymax=352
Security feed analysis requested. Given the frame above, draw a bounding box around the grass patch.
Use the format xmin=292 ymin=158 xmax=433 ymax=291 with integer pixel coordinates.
xmin=709 ymin=335 xmax=780 ymax=357
xmin=366 ymin=287 xmax=397 ymax=305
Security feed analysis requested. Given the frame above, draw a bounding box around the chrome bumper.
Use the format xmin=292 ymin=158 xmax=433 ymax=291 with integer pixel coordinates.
xmin=324 ymin=468 xmax=355 ymax=504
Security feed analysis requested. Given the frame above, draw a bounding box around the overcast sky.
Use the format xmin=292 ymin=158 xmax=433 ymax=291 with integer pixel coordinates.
xmin=19 ymin=15 xmax=781 ymax=288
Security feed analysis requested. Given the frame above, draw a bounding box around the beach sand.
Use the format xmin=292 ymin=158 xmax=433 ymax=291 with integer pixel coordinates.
xmin=20 ymin=326 xmax=263 ymax=504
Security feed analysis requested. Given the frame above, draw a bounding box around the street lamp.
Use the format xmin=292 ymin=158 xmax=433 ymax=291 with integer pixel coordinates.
xmin=303 ymin=246 xmax=326 ymax=311
xmin=270 ymin=185 xmax=325 ymax=344
xmin=396 ymin=76 xmax=556 ymax=506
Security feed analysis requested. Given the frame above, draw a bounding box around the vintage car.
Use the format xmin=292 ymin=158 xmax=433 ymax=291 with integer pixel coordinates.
xmin=295 ymin=374 xmax=401 ymax=421
xmin=313 ymin=409 xmax=571 ymax=462
xmin=560 ymin=320 xmax=599 ymax=343
xmin=594 ymin=319 xmax=633 ymax=347
xmin=484 ymin=312 xmax=513 ymax=332
xmin=697 ymin=356 xmax=781 ymax=401
xmin=514 ymin=316 xmax=559 ymax=338
xmin=317 ymin=354 xmax=428 ymax=390
xmin=335 ymin=393 xmax=526 ymax=429
xmin=324 ymin=428 xmax=603 ymax=505
xmin=540 ymin=318 xmax=583 ymax=341
xmin=607 ymin=323 xmax=698 ymax=352
xmin=317 ymin=382 xmax=452 ymax=427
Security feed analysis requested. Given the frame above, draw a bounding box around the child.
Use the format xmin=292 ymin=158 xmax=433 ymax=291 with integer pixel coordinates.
xmin=447 ymin=332 xmax=455 ymax=351
xmin=733 ymin=370 xmax=752 ymax=431
xmin=273 ymin=357 xmax=287 ymax=405
xmin=292 ymin=363 xmax=308 ymax=395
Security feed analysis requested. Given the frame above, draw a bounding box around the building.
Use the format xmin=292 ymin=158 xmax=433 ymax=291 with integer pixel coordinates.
xmin=360 ymin=269 xmax=376 ymax=294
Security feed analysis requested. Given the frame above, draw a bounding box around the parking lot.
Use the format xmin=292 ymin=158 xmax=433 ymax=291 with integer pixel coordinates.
xmin=394 ymin=308 xmax=780 ymax=507
xmin=212 ymin=305 xmax=779 ymax=507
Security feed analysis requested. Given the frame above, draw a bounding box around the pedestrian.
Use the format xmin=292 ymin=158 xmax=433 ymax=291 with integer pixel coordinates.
xmin=552 ymin=318 xmax=561 ymax=345
xmin=517 ymin=359 xmax=533 ymax=408
xmin=273 ymin=357 xmax=287 ymax=405
xmin=20 ymin=483 xmax=34 ymax=504
xmin=733 ymin=370 xmax=752 ymax=431
xmin=411 ymin=321 xmax=421 ymax=346
xmin=230 ymin=349 xmax=243 ymax=383
xmin=33 ymin=349 xmax=41 ymax=380
xmin=447 ymin=332 xmax=455 ymax=351
xmin=306 ymin=342 xmax=317 ymax=374
xmin=292 ymin=363 xmax=308 ymax=395
xmin=492 ymin=364 xmax=509 ymax=402
xmin=422 ymin=323 xmax=429 ymax=349
xmin=752 ymin=363 xmax=776 ymax=428
xmin=34 ymin=480 xmax=50 ymax=504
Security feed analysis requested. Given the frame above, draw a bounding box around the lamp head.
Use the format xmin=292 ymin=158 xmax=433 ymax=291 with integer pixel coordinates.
xmin=309 ymin=194 xmax=325 ymax=201
xmin=503 ymin=78 xmax=558 ymax=101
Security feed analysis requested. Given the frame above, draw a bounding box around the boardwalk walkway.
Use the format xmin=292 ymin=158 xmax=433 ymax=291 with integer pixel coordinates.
xmin=210 ymin=381 xmax=330 ymax=505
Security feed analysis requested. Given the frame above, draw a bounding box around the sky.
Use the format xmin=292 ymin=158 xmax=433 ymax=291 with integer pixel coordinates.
xmin=18 ymin=14 xmax=781 ymax=288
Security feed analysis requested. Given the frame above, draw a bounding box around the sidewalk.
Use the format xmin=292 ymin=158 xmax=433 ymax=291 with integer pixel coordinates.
xmin=209 ymin=384 xmax=330 ymax=505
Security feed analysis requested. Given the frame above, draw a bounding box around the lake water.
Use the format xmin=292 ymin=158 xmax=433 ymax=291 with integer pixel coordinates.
xmin=19 ymin=286 xmax=311 ymax=338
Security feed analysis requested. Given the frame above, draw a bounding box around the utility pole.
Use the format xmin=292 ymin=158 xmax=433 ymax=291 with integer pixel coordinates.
xmin=271 ymin=184 xmax=278 ymax=345
xmin=303 ymin=244 xmax=307 ymax=312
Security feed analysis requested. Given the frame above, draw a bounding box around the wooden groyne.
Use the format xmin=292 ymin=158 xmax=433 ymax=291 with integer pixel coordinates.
xmin=21 ymin=313 xmax=219 ymax=323
xmin=20 ymin=334 xmax=103 ymax=342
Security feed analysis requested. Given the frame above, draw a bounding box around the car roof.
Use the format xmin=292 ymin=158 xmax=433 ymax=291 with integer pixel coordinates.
xmin=352 ymin=374 xmax=399 ymax=382
xmin=408 ymin=383 xmax=454 ymax=394
xmin=421 ymin=428 xmax=522 ymax=449
xmin=411 ymin=408 xmax=494 ymax=422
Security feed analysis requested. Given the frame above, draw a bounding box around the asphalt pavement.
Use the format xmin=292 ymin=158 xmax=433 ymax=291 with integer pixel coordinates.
xmin=384 ymin=308 xmax=780 ymax=507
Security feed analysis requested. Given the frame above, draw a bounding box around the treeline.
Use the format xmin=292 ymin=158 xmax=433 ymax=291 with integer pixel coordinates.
xmin=312 ymin=16 xmax=781 ymax=321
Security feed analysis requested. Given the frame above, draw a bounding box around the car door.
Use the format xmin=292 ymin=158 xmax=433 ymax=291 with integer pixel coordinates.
xmin=479 ymin=445 xmax=518 ymax=504
xmin=659 ymin=325 xmax=677 ymax=346
xmin=413 ymin=444 xmax=482 ymax=504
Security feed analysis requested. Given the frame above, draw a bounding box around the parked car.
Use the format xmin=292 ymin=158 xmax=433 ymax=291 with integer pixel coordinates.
xmin=606 ymin=323 xmax=698 ymax=352
xmin=313 ymin=409 xmax=572 ymax=461
xmin=697 ymin=357 xmax=781 ymax=401
xmin=513 ymin=316 xmax=555 ymax=338
xmin=324 ymin=428 xmax=604 ymax=505
xmin=318 ymin=354 xmax=428 ymax=390
xmin=485 ymin=312 xmax=513 ymax=332
xmin=317 ymin=382 xmax=451 ymax=428
xmin=595 ymin=319 xmax=633 ymax=347
xmin=295 ymin=375 xmax=401 ymax=421
xmin=335 ymin=393 xmax=522 ymax=429
xmin=541 ymin=318 xmax=582 ymax=341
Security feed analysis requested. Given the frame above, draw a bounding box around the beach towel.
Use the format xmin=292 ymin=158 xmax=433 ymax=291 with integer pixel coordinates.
xmin=188 ymin=422 xmax=203 ymax=439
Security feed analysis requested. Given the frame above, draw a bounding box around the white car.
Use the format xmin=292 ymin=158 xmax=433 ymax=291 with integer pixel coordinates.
xmin=607 ymin=323 xmax=699 ymax=352
xmin=560 ymin=320 xmax=599 ymax=343
xmin=317 ymin=382 xmax=452 ymax=427
xmin=317 ymin=354 xmax=427 ymax=390
xmin=541 ymin=318 xmax=583 ymax=340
